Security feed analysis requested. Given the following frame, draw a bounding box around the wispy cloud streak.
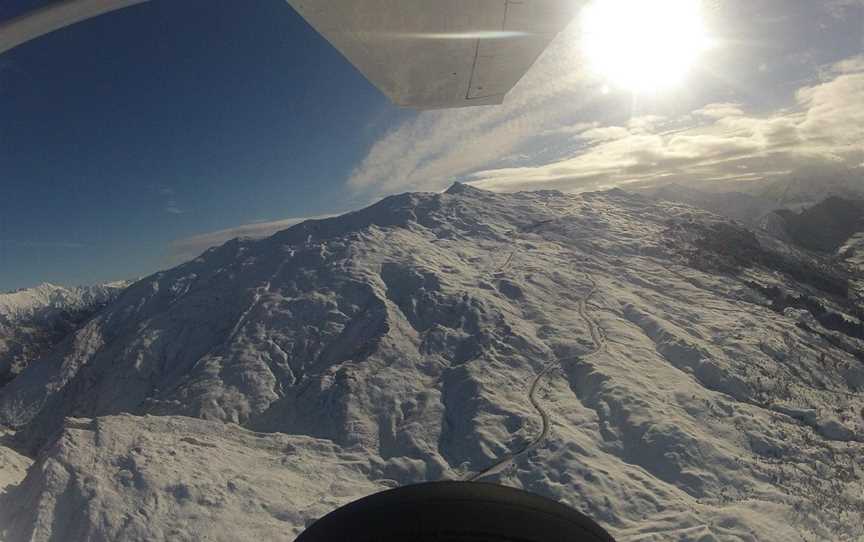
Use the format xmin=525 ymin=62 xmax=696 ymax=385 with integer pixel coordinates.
xmin=167 ymin=215 xmax=333 ymax=265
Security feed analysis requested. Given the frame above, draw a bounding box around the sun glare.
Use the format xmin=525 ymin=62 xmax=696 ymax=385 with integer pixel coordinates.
xmin=581 ymin=0 xmax=712 ymax=93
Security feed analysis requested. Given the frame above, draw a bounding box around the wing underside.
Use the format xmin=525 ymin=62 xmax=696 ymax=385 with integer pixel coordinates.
xmin=285 ymin=0 xmax=579 ymax=109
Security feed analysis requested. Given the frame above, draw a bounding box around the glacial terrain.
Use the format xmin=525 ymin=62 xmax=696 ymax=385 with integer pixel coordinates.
xmin=0 ymin=185 xmax=862 ymax=541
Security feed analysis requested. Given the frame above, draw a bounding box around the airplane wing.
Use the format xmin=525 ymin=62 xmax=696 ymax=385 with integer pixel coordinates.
xmin=0 ymin=0 xmax=149 ymax=56
xmin=0 ymin=0 xmax=579 ymax=110
xmin=286 ymin=0 xmax=580 ymax=109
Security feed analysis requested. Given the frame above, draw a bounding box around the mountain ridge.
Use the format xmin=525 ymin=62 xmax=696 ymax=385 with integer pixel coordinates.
xmin=0 ymin=282 xmax=129 ymax=387
xmin=1 ymin=186 xmax=862 ymax=540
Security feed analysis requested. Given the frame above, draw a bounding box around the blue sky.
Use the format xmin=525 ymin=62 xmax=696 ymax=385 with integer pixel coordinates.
xmin=0 ymin=0 xmax=411 ymax=290
xmin=1 ymin=0 xmax=862 ymax=291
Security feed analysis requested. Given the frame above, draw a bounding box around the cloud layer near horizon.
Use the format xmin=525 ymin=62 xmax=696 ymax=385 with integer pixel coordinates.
xmin=471 ymin=55 xmax=864 ymax=192
xmin=169 ymin=54 xmax=864 ymax=268
xmin=343 ymin=2 xmax=864 ymax=198
xmin=167 ymin=3 xmax=864 ymax=271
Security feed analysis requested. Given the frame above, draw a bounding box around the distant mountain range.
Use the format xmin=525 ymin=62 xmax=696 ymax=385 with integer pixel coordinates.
xmin=0 ymin=185 xmax=861 ymax=540
xmin=646 ymin=183 xmax=780 ymax=225
xmin=753 ymin=165 xmax=864 ymax=209
xmin=658 ymin=163 xmax=864 ymax=207
xmin=641 ymin=168 xmax=864 ymax=258
xmin=774 ymin=197 xmax=864 ymax=253
xmin=0 ymin=282 xmax=129 ymax=387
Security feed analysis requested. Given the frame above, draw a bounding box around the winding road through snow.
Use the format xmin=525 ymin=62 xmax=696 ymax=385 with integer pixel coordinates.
xmin=468 ymin=273 xmax=605 ymax=481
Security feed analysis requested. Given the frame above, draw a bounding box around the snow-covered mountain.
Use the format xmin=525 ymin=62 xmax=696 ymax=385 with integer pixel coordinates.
xmin=772 ymin=197 xmax=864 ymax=253
xmin=1 ymin=185 xmax=862 ymax=541
xmin=643 ymin=181 xmax=864 ymax=261
xmin=0 ymin=283 xmax=129 ymax=387
xmin=753 ymin=165 xmax=864 ymax=210
xmin=0 ymin=282 xmax=128 ymax=322
xmin=642 ymin=183 xmax=781 ymax=226
xmin=642 ymin=162 xmax=864 ymax=223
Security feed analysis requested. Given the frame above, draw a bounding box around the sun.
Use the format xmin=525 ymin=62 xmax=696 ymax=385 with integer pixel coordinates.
xmin=581 ymin=0 xmax=713 ymax=93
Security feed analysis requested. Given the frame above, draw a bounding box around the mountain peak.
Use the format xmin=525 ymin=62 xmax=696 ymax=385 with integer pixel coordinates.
xmin=34 ymin=282 xmax=63 ymax=292
xmin=444 ymin=182 xmax=484 ymax=196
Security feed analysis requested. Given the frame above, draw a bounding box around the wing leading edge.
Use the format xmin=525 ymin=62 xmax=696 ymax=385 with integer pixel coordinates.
xmin=0 ymin=0 xmax=149 ymax=56
xmin=0 ymin=0 xmax=578 ymax=110
xmin=286 ymin=0 xmax=579 ymax=109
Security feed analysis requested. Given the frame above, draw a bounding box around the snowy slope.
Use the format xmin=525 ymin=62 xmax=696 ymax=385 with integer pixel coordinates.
xmin=642 ymin=183 xmax=781 ymax=226
xmin=842 ymin=233 xmax=864 ymax=306
xmin=1 ymin=415 xmax=380 ymax=542
xmin=0 ymin=283 xmax=129 ymax=386
xmin=0 ymin=283 xmax=127 ymax=323
xmin=1 ymin=185 xmax=862 ymax=541
xmin=0 ymin=427 xmax=30 ymax=496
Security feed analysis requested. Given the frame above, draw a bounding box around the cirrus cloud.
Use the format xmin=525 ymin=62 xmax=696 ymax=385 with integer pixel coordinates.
xmin=345 ymin=20 xmax=597 ymax=198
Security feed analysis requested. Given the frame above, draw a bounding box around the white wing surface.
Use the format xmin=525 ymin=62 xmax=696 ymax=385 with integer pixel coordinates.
xmin=286 ymin=0 xmax=579 ymax=109
xmin=0 ymin=0 xmax=578 ymax=109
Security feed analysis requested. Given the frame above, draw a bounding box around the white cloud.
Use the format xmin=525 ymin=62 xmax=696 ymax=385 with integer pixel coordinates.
xmin=693 ymin=103 xmax=744 ymax=119
xmin=165 ymin=201 xmax=184 ymax=215
xmin=469 ymin=55 xmax=864 ymax=193
xmin=0 ymin=240 xmax=86 ymax=249
xmin=152 ymin=185 xmax=183 ymax=215
xmin=796 ymin=57 xmax=864 ymax=148
xmin=341 ymin=0 xmax=863 ymax=199
xmin=164 ymin=55 xmax=864 ymax=266
xmin=168 ymin=215 xmax=333 ymax=265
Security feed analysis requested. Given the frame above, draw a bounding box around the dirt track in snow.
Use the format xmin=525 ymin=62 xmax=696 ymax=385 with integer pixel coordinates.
xmin=469 ymin=273 xmax=605 ymax=481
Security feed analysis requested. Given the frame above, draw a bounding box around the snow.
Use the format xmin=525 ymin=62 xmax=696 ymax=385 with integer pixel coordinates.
xmin=643 ymin=183 xmax=780 ymax=226
xmin=0 ymin=283 xmax=127 ymax=323
xmin=0 ymin=282 xmax=129 ymax=387
xmin=842 ymin=233 xmax=864 ymax=303
xmin=0 ymin=415 xmax=381 ymax=542
xmin=0 ymin=427 xmax=31 ymax=496
xmin=0 ymin=185 xmax=862 ymax=540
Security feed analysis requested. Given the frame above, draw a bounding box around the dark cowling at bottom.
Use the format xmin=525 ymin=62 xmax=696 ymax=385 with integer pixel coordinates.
xmin=295 ymin=481 xmax=617 ymax=541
